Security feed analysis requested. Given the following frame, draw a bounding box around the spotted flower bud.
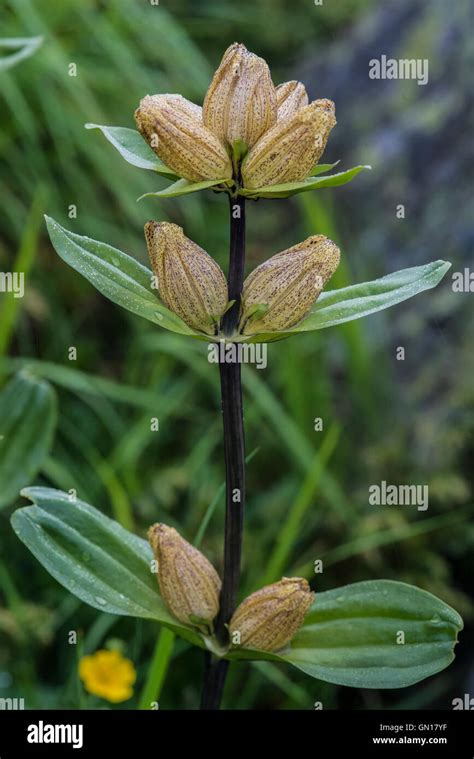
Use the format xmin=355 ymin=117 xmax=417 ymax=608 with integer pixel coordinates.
xmin=241 ymin=99 xmax=336 ymax=189
xmin=240 ymin=235 xmax=340 ymax=334
xmin=229 ymin=577 xmax=314 ymax=652
xmin=148 ymin=523 xmax=221 ymax=628
xmin=135 ymin=94 xmax=232 ymax=183
xmin=145 ymin=221 xmax=228 ymax=336
xmin=203 ymin=42 xmax=277 ymax=150
xmin=276 ymin=80 xmax=309 ymax=120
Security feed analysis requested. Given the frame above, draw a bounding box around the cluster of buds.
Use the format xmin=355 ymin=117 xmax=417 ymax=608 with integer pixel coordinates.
xmin=145 ymin=221 xmax=340 ymax=337
xmin=135 ymin=42 xmax=336 ymax=190
xmin=148 ymin=523 xmax=313 ymax=651
xmin=136 ymin=43 xmax=340 ymax=337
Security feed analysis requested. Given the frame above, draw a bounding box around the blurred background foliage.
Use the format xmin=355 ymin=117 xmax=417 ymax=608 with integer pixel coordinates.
xmin=0 ymin=0 xmax=473 ymax=710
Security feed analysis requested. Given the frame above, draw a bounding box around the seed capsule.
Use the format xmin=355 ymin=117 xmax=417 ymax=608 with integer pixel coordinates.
xmin=145 ymin=221 xmax=228 ymax=335
xmin=241 ymin=99 xmax=336 ymax=189
xmin=134 ymin=94 xmax=232 ymax=182
xmin=275 ymin=80 xmax=308 ymax=120
xmin=229 ymin=577 xmax=314 ymax=652
xmin=203 ymin=42 xmax=277 ymax=150
xmin=148 ymin=523 xmax=221 ymax=628
xmin=240 ymin=235 xmax=340 ymax=334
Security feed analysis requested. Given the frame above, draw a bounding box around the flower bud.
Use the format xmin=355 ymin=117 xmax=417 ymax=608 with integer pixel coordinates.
xmin=203 ymin=42 xmax=277 ymax=150
xmin=145 ymin=221 xmax=228 ymax=335
xmin=241 ymin=99 xmax=336 ymax=189
xmin=229 ymin=577 xmax=314 ymax=652
xmin=135 ymin=94 xmax=232 ymax=182
xmin=148 ymin=523 xmax=221 ymax=628
xmin=276 ymin=80 xmax=308 ymax=120
xmin=240 ymin=235 xmax=340 ymax=334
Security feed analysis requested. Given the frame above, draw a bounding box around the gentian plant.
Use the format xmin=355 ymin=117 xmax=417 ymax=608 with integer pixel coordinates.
xmin=12 ymin=43 xmax=462 ymax=710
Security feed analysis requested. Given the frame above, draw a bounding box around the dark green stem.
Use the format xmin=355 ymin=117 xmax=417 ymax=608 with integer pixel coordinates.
xmin=222 ymin=194 xmax=246 ymax=336
xmin=200 ymin=653 xmax=229 ymax=710
xmin=199 ymin=194 xmax=246 ymax=710
xmin=216 ymin=357 xmax=245 ymax=636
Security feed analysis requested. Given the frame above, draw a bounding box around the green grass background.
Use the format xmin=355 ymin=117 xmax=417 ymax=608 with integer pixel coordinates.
xmin=0 ymin=0 xmax=472 ymax=710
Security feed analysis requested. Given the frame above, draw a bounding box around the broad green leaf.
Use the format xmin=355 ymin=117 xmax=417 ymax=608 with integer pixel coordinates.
xmin=139 ymin=177 xmax=231 ymax=200
xmin=241 ymin=260 xmax=451 ymax=342
xmin=240 ymin=165 xmax=371 ymax=199
xmin=0 ymin=36 xmax=43 ymax=71
xmin=309 ymin=161 xmax=340 ymax=176
xmin=0 ymin=373 xmax=56 ymax=509
xmin=11 ymin=487 xmax=203 ymax=647
xmin=228 ymin=580 xmax=462 ymax=688
xmin=45 ymin=216 xmax=196 ymax=336
xmin=84 ymin=124 xmax=178 ymax=177
xmin=294 ymin=259 xmax=451 ymax=332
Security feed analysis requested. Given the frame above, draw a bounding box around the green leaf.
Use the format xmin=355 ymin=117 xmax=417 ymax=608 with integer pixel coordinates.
xmin=84 ymin=124 xmax=177 ymax=177
xmin=44 ymin=216 xmax=196 ymax=336
xmin=293 ymin=259 xmax=451 ymax=332
xmin=11 ymin=487 xmax=203 ymax=647
xmin=228 ymin=580 xmax=463 ymax=688
xmin=309 ymin=161 xmax=340 ymax=176
xmin=0 ymin=36 xmax=43 ymax=71
xmin=0 ymin=373 xmax=57 ymax=509
xmin=240 ymin=165 xmax=371 ymax=199
xmin=240 ymin=260 xmax=451 ymax=342
xmin=138 ymin=177 xmax=231 ymax=200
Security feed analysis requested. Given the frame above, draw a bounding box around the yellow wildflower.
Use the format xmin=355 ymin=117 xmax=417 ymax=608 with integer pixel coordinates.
xmin=79 ymin=649 xmax=136 ymax=703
